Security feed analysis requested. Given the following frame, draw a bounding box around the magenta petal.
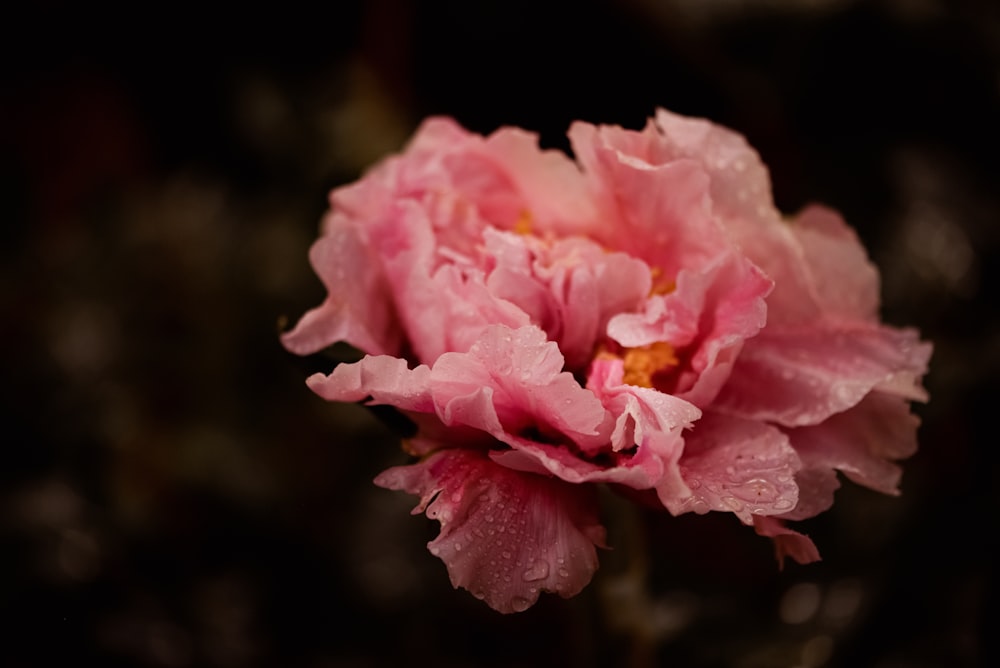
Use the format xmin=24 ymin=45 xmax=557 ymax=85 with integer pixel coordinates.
xmin=715 ymin=325 xmax=931 ymax=427
xmin=753 ymin=516 xmax=821 ymax=567
xmin=375 ymin=449 xmax=605 ymax=614
xmin=788 ymin=392 xmax=922 ymax=496
xmin=669 ymin=412 xmax=800 ymax=524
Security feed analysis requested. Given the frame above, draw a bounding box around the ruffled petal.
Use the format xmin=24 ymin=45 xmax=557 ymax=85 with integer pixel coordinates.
xmin=715 ymin=325 xmax=931 ymax=427
xmin=787 ymin=391 xmax=922 ymax=496
xmin=668 ymin=412 xmax=801 ymax=524
xmin=607 ymin=250 xmax=772 ymax=406
xmin=568 ymin=120 xmax=731 ymax=277
xmin=280 ymin=214 xmax=402 ymax=356
xmin=375 ymin=449 xmax=605 ymax=614
xmin=430 ymin=325 xmax=608 ymax=448
xmin=304 ymin=354 xmax=434 ymax=413
xmin=753 ymin=516 xmax=822 ymax=567
xmin=483 ymin=229 xmax=652 ymax=369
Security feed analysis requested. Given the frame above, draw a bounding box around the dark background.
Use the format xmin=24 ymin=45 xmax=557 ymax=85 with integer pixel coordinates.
xmin=2 ymin=1 xmax=997 ymax=666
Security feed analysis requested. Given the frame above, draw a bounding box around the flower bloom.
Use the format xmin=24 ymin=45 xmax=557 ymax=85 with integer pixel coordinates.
xmin=282 ymin=109 xmax=931 ymax=613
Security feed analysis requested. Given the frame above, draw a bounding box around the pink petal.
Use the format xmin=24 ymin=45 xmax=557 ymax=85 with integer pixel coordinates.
xmin=753 ymin=516 xmax=821 ymax=567
xmin=483 ymin=229 xmax=652 ymax=369
xmin=482 ymin=125 xmax=599 ymax=236
xmin=367 ymin=200 xmax=529 ymax=362
xmin=607 ymin=250 xmax=772 ymax=406
xmin=568 ymin=120 xmax=731 ymax=276
xmin=714 ymin=325 xmax=931 ymax=427
xmin=787 ymin=391 xmax=922 ymax=496
xmin=430 ymin=325 xmax=608 ymax=448
xmin=280 ymin=214 xmax=402 ymax=357
xmin=304 ymin=354 xmax=434 ymax=413
xmin=668 ymin=412 xmax=801 ymax=524
xmin=487 ymin=357 xmax=700 ymax=495
xmin=375 ymin=449 xmax=605 ymax=614
xmin=650 ymin=108 xmax=778 ymax=231
xmin=790 ymin=205 xmax=881 ymax=323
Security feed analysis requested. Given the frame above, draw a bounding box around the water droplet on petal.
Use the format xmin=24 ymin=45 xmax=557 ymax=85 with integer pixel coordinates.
xmin=558 ymin=567 xmax=570 ymax=578
xmin=511 ymin=596 xmax=532 ymax=612
xmin=454 ymin=542 xmax=462 ymax=552
xmin=722 ymin=496 xmax=744 ymax=512
xmin=501 ymin=550 xmax=512 ymax=559
xmin=522 ymin=561 xmax=549 ymax=582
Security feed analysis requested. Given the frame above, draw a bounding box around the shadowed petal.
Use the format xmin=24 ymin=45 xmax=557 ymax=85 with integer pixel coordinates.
xmin=375 ymin=449 xmax=605 ymax=614
xmin=669 ymin=412 xmax=801 ymax=524
xmin=753 ymin=516 xmax=821 ymax=567
xmin=715 ymin=325 xmax=931 ymax=427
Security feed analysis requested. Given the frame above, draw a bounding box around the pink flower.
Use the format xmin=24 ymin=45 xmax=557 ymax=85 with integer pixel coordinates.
xmin=283 ymin=109 xmax=931 ymax=613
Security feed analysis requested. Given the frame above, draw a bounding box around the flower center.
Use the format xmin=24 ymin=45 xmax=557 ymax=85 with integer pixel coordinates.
xmin=622 ymin=341 xmax=678 ymax=388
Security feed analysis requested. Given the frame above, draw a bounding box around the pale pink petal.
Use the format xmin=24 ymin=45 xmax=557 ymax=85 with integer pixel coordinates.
xmin=483 ymin=229 xmax=651 ymax=369
xmin=753 ymin=516 xmax=822 ymax=567
xmin=429 ymin=325 xmax=608 ymax=448
xmin=281 ymin=214 xmax=402 ymax=357
xmin=650 ymin=108 xmax=778 ymax=230
xmin=304 ymin=355 xmax=434 ymax=413
xmin=715 ymin=325 xmax=931 ymax=427
xmin=482 ymin=126 xmax=599 ymax=235
xmin=367 ymin=201 xmax=529 ymax=362
xmin=375 ymin=449 xmax=605 ymax=614
xmin=607 ymin=250 xmax=772 ymax=406
xmin=568 ymin=119 xmax=731 ymax=276
xmin=790 ymin=205 xmax=881 ymax=323
xmin=668 ymin=413 xmax=801 ymax=524
xmin=787 ymin=392 xmax=922 ymax=496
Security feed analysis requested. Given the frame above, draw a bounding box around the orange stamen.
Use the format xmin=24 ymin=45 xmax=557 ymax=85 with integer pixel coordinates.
xmin=621 ymin=341 xmax=678 ymax=388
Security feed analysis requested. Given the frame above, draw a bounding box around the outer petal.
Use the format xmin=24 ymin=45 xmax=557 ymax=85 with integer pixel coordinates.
xmin=715 ymin=325 xmax=931 ymax=427
xmin=281 ymin=214 xmax=402 ymax=356
xmin=375 ymin=449 xmax=606 ymax=614
xmin=568 ymin=120 xmax=732 ymax=275
xmin=753 ymin=516 xmax=821 ymax=567
xmin=305 ymin=354 xmax=434 ymax=413
xmin=787 ymin=392 xmax=922 ymax=497
xmin=668 ymin=412 xmax=801 ymax=524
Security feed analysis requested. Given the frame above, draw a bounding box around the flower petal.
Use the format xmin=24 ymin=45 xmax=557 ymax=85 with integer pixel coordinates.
xmin=753 ymin=516 xmax=821 ymax=567
xmin=669 ymin=412 xmax=801 ymax=524
xmin=430 ymin=325 xmax=608 ymax=448
xmin=281 ymin=213 xmax=402 ymax=356
xmin=375 ymin=449 xmax=605 ymax=614
xmin=715 ymin=325 xmax=931 ymax=427
xmin=787 ymin=391 xmax=922 ymax=496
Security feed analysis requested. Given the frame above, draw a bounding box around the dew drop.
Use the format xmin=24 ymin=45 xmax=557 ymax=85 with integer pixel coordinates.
xmin=502 ymin=550 xmax=512 ymax=559
xmin=522 ymin=561 xmax=549 ymax=582
xmin=511 ymin=596 xmax=532 ymax=613
xmin=558 ymin=567 xmax=570 ymax=578
xmin=454 ymin=542 xmax=462 ymax=552
xmin=722 ymin=496 xmax=744 ymax=511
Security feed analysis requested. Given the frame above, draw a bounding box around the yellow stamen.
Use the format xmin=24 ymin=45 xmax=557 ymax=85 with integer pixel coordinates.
xmin=513 ymin=210 xmax=533 ymax=235
xmin=622 ymin=342 xmax=678 ymax=388
xmin=648 ymin=267 xmax=675 ymax=296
